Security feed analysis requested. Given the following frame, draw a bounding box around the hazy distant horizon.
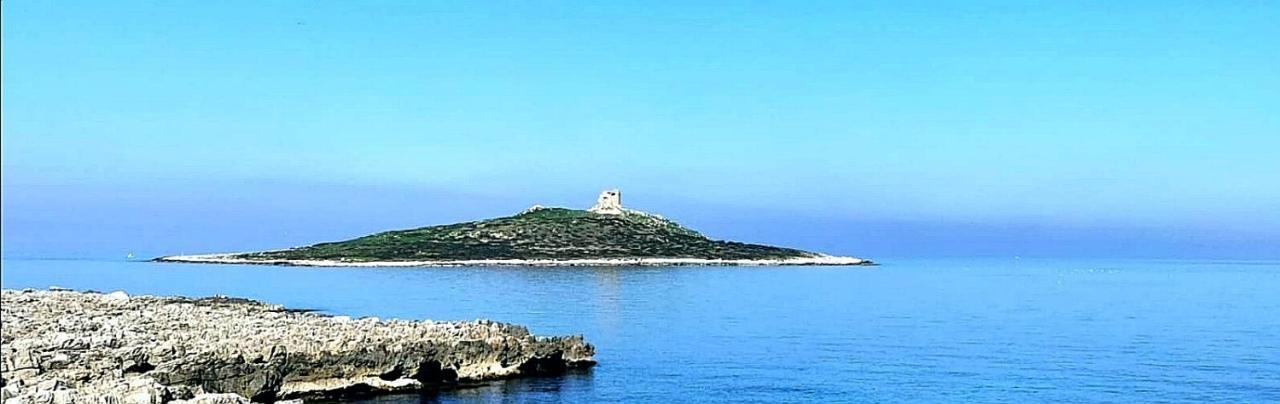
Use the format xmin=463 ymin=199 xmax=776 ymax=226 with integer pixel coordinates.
xmin=3 ymin=2 xmax=1277 ymax=260
xmin=3 ymin=178 xmax=1275 ymax=261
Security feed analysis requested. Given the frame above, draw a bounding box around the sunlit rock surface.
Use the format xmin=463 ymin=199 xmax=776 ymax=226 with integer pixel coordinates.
xmin=0 ymin=289 xmax=594 ymax=403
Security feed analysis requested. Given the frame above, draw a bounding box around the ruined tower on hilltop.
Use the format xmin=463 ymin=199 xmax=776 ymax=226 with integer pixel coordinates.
xmin=589 ymin=189 xmax=624 ymax=214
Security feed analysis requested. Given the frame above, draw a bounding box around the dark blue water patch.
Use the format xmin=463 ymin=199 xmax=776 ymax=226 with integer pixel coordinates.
xmin=2 ymin=258 xmax=1279 ymax=403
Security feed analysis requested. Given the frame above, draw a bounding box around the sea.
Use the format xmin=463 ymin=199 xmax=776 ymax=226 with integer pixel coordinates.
xmin=2 ymin=258 xmax=1278 ymax=403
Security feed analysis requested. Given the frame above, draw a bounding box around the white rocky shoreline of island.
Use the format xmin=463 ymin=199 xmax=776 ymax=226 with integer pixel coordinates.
xmin=153 ymin=253 xmax=873 ymax=267
xmin=0 ymin=289 xmax=595 ymax=403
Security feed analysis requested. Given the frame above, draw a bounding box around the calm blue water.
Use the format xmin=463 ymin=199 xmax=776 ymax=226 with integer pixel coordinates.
xmin=3 ymin=258 xmax=1278 ymax=403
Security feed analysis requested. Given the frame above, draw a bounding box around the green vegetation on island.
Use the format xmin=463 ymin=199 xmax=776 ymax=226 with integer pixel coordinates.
xmin=237 ymin=206 xmax=818 ymax=262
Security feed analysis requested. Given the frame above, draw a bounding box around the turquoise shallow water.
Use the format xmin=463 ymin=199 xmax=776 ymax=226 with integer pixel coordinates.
xmin=3 ymin=258 xmax=1278 ymax=403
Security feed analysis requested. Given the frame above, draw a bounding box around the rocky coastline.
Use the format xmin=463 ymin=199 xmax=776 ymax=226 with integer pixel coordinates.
xmin=0 ymin=289 xmax=594 ymax=403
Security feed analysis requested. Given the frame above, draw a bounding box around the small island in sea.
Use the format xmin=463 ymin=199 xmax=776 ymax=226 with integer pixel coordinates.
xmin=157 ymin=190 xmax=871 ymax=267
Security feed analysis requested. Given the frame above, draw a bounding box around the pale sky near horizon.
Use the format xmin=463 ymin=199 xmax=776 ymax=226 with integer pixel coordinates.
xmin=3 ymin=2 xmax=1278 ymax=259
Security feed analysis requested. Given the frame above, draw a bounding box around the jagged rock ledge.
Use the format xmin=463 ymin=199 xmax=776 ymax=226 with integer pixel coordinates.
xmin=0 ymin=289 xmax=595 ymax=403
xmin=154 ymin=254 xmax=873 ymax=267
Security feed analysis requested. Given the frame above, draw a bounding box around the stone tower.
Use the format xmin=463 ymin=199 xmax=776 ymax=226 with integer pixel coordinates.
xmin=589 ymin=189 xmax=624 ymax=214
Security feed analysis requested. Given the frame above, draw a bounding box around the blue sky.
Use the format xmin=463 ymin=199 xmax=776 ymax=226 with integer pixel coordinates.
xmin=3 ymin=2 xmax=1277 ymax=259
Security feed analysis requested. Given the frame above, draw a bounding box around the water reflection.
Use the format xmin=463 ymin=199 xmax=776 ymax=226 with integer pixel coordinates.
xmin=3 ymin=259 xmax=1279 ymax=402
xmin=592 ymin=266 xmax=624 ymax=343
xmin=351 ymin=368 xmax=595 ymax=403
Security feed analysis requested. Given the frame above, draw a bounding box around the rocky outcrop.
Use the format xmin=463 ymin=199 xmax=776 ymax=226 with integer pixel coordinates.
xmin=0 ymin=289 xmax=594 ymax=403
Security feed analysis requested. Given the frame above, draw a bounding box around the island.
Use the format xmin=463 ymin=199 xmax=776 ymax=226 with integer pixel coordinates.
xmin=156 ymin=190 xmax=871 ymax=267
xmin=0 ymin=288 xmax=594 ymax=403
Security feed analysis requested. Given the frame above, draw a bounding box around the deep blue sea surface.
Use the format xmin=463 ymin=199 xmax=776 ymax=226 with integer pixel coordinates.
xmin=3 ymin=258 xmax=1278 ymax=403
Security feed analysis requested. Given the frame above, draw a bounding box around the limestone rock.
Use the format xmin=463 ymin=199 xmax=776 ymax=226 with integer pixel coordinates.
xmin=1 ymin=290 xmax=594 ymax=402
